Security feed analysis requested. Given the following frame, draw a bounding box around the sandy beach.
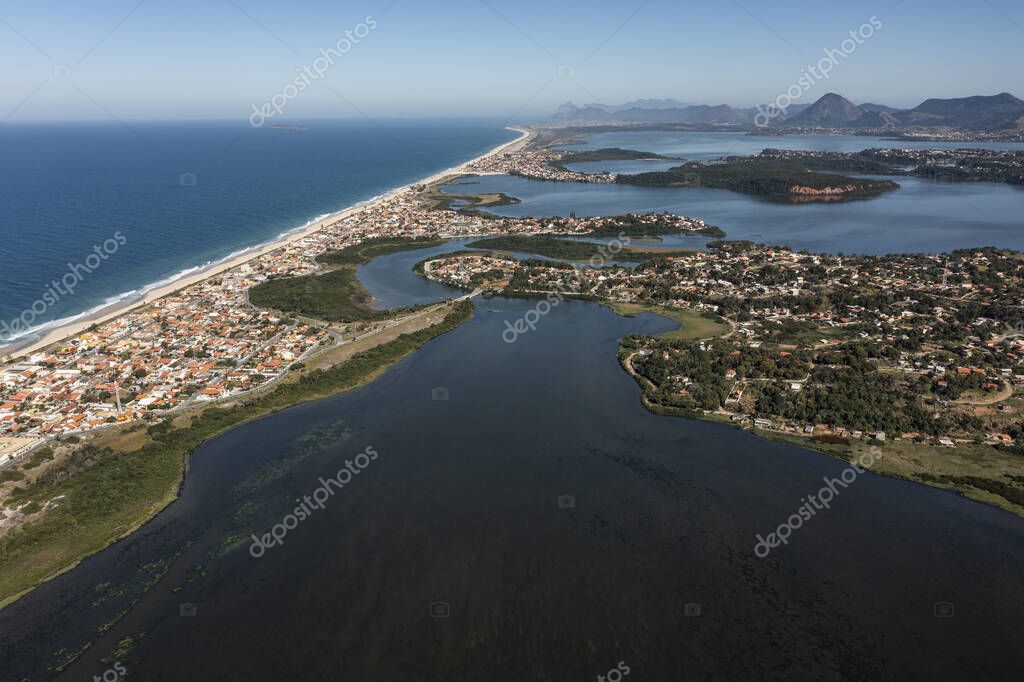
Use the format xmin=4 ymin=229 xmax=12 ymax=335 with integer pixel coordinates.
xmin=2 ymin=126 xmax=531 ymax=362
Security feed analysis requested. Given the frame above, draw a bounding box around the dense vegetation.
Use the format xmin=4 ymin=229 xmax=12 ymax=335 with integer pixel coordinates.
xmin=466 ymin=235 xmax=692 ymax=263
xmin=249 ymin=238 xmax=442 ymax=321
xmin=755 ymin=368 xmax=948 ymax=435
xmin=317 ymin=237 xmax=443 ymax=266
xmin=760 ymin=148 xmax=1024 ymax=186
xmin=490 ymin=212 xmax=724 ymax=238
xmin=917 ymin=473 xmax=1024 ymax=507
xmin=619 ymin=159 xmax=899 ymax=200
xmin=556 ymin=147 xmax=671 ymax=165
xmin=624 ymin=337 xmax=809 ymax=411
xmin=781 ymin=155 xmax=898 ymax=174
xmin=623 ymin=334 xmax=988 ymax=436
xmin=468 ymin=236 xmax=615 ymax=261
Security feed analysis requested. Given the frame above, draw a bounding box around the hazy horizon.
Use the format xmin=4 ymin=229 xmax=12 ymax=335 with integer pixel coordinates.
xmin=2 ymin=0 xmax=1022 ymax=123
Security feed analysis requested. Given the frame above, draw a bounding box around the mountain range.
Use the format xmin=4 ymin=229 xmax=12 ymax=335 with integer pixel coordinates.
xmin=551 ymin=92 xmax=1024 ymax=132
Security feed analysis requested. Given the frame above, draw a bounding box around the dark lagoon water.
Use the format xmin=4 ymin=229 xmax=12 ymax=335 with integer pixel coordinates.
xmin=358 ymin=238 xmax=479 ymax=309
xmin=4 ymin=130 xmax=1024 ymax=680
xmin=445 ymin=173 xmax=1024 ymax=255
xmin=2 ymin=240 xmax=1024 ymax=681
xmin=356 ymin=238 xmax=629 ymax=311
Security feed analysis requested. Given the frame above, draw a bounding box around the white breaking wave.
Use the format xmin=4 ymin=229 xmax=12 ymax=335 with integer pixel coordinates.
xmin=0 ymin=206 xmax=358 ymax=352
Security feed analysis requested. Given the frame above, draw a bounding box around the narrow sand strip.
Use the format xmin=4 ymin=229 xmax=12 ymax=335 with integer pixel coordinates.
xmin=2 ymin=126 xmax=531 ymax=362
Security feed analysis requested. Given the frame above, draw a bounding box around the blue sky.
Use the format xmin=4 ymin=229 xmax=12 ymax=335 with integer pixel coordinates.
xmin=2 ymin=0 xmax=1022 ymax=121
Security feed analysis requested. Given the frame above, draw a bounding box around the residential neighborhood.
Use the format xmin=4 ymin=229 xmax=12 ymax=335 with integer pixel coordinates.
xmin=420 ymin=241 xmax=1024 ymax=448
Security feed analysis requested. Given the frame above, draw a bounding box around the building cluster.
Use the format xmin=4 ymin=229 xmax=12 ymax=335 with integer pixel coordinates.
xmin=420 ymin=243 xmax=1024 ymax=446
xmin=0 ymin=163 xmax=713 ymax=460
xmin=422 ymin=254 xmax=517 ymax=289
xmin=760 ymin=127 xmax=1024 ymax=143
xmin=0 ymin=190 xmax=498 ymax=456
xmin=759 ymin=147 xmax=1024 ymax=184
xmin=4 ymin=133 xmax=1021 ymax=462
xmin=466 ymin=150 xmax=616 ymax=183
xmin=0 ymin=260 xmax=326 ymax=460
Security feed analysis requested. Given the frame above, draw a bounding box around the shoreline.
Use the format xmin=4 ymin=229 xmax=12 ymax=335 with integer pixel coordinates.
xmin=0 ymin=299 xmax=476 ymax=609
xmin=1 ymin=126 xmax=532 ymax=362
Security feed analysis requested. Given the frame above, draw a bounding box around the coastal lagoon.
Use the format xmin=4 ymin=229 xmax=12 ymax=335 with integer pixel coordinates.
xmin=3 ymin=243 xmax=1024 ymax=680
xmin=559 ymin=130 xmax=1024 ymax=160
xmin=446 ymin=173 xmax=1024 ymax=255
xmin=4 ymin=130 xmax=1024 ymax=680
xmin=483 ymin=131 xmax=1024 ymax=256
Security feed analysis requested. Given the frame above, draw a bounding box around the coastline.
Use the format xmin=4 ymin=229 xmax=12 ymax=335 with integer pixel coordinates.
xmin=0 ymin=299 xmax=476 ymax=608
xmin=0 ymin=125 xmax=531 ymax=605
xmin=1 ymin=126 xmax=531 ymax=362
xmin=617 ymin=347 xmax=1024 ymax=522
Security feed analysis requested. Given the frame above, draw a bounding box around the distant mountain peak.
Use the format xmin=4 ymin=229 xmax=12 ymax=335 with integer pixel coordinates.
xmin=550 ymin=92 xmax=1024 ymax=132
xmin=783 ymin=93 xmax=863 ymax=126
xmin=903 ymin=92 xmax=1024 ymax=130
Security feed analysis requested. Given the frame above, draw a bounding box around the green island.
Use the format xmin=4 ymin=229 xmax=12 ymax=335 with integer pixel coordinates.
xmin=555 ymin=147 xmax=674 ymax=165
xmin=619 ymin=159 xmax=900 ymax=201
xmin=418 ymin=177 xmax=521 ymax=215
xmin=0 ymin=295 xmax=473 ymax=606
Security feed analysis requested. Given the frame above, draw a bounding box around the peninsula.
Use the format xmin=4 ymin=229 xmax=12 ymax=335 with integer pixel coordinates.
xmin=3 ymin=123 xmax=1024 ymax=611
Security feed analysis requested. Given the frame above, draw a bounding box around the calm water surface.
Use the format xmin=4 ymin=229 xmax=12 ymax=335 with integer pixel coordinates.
xmin=1 ymin=248 xmax=1023 ymax=681
xmin=3 ymin=130 xmax=1024 ymax=681
xmin=560 ymin=130 xmax=1024 ymax=158
xmin=0 ymin=119 xmax=517 ymax=342
xmin=447 ymin=173 xmax=1024 ymax=255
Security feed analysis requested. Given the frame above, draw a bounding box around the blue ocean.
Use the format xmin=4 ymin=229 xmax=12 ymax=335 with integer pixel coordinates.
xmin=0 ymin=119 xmax=518 ymax=344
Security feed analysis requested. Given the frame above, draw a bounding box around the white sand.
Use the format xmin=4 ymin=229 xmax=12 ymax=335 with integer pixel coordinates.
xmin=3 ymin=127 xmax=532 ymax=362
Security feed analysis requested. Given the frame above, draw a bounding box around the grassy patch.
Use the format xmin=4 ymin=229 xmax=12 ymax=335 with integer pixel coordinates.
xmin=19 ymin=447 xmax=54 ymax=470
xmin=249 ymin=267 xmax=389 ymax=321
xmin=249 ymin=238 xmax=442 ymax=322
xmin=609 ymin=302 xmax=730 ymax=340
xmin=419 ymin=178 xmax=519 ymax=214
xmin=856 ymin=438 xmax=1024 ymax=516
